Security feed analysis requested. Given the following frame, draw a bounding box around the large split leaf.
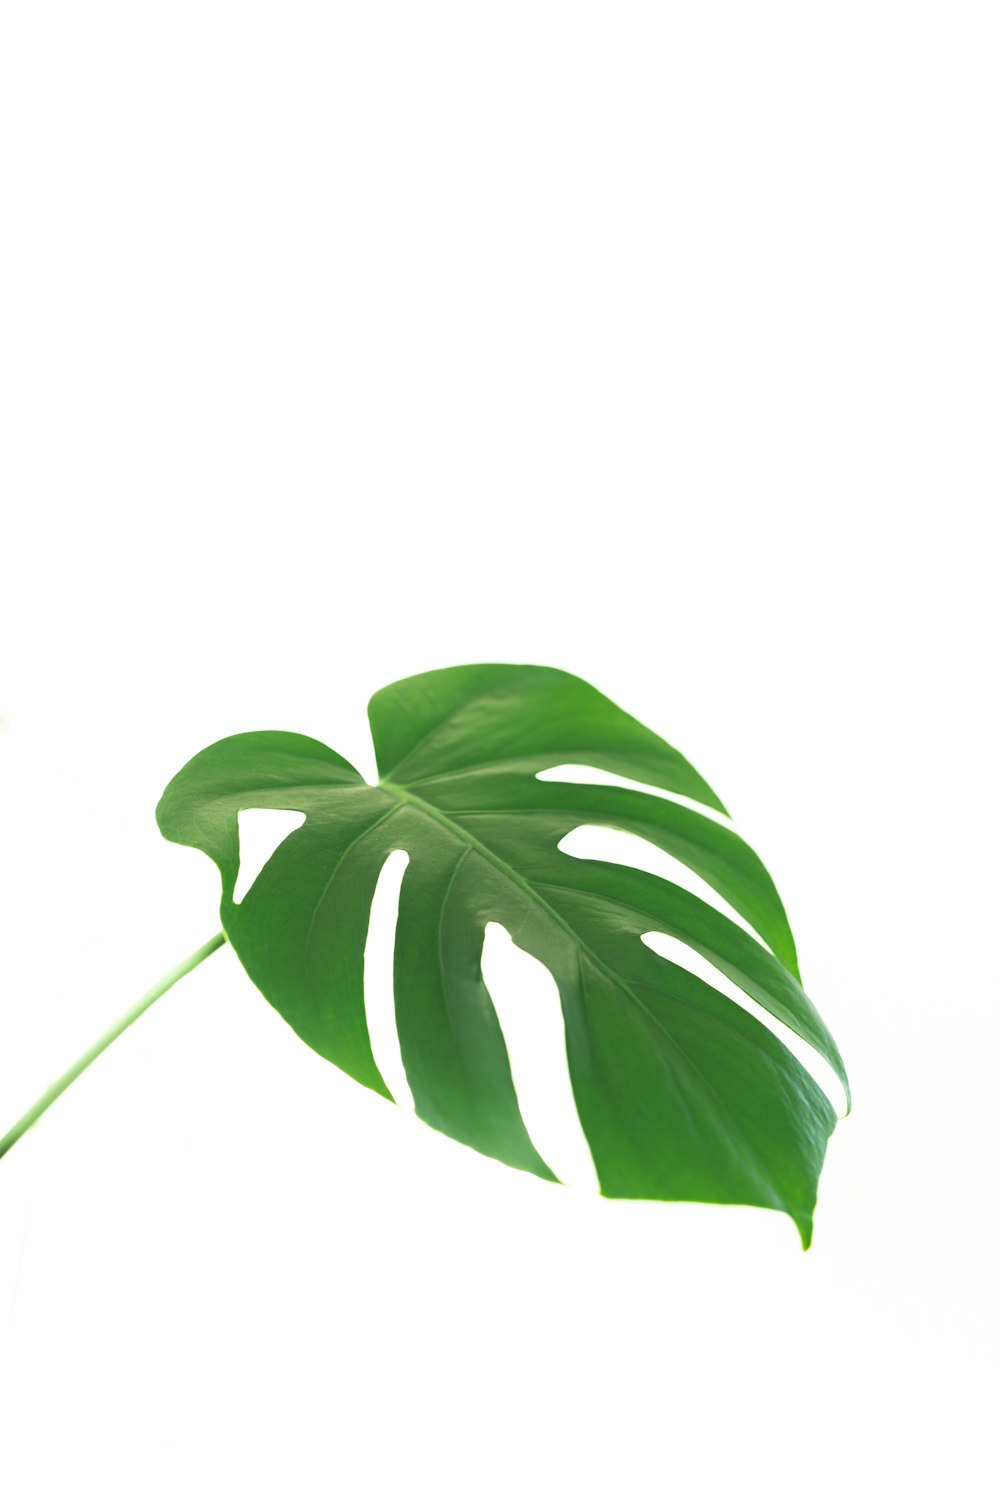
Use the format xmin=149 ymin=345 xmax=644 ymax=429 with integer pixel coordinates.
xmin=157 ymin=664 xmax=848 ymax=1245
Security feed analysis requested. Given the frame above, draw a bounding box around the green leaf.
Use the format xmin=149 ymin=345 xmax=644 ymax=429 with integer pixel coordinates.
xmin=157 ymin=664 xmax=847 ymax=1245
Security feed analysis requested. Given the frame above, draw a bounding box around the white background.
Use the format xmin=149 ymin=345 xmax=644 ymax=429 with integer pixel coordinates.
xmin=1 ymin=4 xmax=997 ymax=1496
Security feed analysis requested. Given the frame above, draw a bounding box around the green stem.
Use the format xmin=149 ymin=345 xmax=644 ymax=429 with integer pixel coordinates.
xmin=0 ymin=931 xmax=227 ymax=1161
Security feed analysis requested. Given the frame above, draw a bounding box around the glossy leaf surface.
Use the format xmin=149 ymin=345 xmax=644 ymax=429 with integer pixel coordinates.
xmin=158 ymin=664 xmax=847 ymax=1244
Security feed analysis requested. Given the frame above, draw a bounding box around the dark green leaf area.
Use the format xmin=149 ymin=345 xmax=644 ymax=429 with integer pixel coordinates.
xmin=157 ymin=664 xmax=846 ymax=1245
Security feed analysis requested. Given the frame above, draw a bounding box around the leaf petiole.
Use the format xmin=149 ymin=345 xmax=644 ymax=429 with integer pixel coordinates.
xmin=0 ymin=931 xmax=227 ymax=1161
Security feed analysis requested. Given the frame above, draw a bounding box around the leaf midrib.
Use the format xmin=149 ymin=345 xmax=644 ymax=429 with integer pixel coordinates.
xmin=381 ymin=777 xmax=793 ymax=1198
xmin=382 ymin=777 xmax=676 ymax=1036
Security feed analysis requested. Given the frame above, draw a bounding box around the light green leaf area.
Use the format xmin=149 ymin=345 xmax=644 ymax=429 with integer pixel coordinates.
xmin=157 ymin=664 xmax=848 ymax=1246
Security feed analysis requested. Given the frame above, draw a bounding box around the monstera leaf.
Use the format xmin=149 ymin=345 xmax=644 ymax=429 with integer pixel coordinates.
xmin=157 ymin=664 xmax=848 ymax=1244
